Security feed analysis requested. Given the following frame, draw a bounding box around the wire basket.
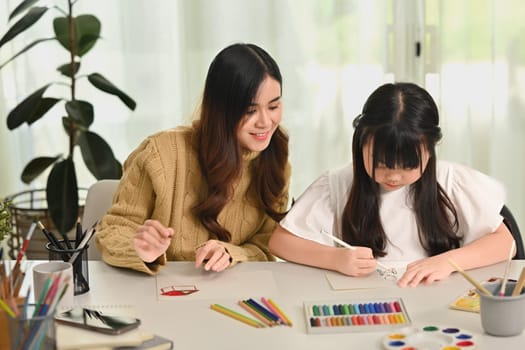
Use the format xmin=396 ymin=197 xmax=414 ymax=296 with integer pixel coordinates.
xmin=6 ymin=188 xmax=86 ymax=260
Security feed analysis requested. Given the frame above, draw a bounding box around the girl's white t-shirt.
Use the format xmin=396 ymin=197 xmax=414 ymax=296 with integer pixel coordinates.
xmin=280 ymin=160 xmax=506 ymax=263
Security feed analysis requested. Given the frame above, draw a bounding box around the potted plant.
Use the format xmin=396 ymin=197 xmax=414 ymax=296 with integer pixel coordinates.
xmin=0 ymin=198 xmax=12 ymax=244
xmin=0 ymin=0 xmax=136 ymax=235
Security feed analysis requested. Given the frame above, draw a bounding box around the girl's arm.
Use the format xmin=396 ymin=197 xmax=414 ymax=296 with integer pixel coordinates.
xmin=269 ymin=225 xmax=377 ymax=277
xmin=398 ymin=222 xmax=515 ymax=287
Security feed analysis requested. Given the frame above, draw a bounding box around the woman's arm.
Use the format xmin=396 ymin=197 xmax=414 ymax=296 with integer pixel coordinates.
xmin=269 ymin=225 xmax=377 ymax=276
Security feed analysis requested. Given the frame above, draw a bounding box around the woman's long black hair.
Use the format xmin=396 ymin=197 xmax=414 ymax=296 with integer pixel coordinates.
xmin=194 ymin=43 xmax=289 ymax=242
xmin=342 ymin=82 xmax=460 ymax=257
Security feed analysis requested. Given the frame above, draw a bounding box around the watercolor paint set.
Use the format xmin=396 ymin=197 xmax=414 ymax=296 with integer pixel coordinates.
xmin=382 ymin=325 xmax=477 ymax=349
xmin=303 ymin=298 xmax=411 ymax=334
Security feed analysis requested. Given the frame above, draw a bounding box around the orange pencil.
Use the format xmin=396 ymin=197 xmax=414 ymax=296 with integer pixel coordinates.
xmin=261 ymin=297 xmax=289 ymax=326
xmin=238 ymin=301 xmax=273 ymax=327
xmin=210 ymin=304 xmax=265 ymax=328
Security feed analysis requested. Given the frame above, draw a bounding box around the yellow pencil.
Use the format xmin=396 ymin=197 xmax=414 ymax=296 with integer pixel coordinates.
xmin=267 ymin=298 xmax=293 ymax=326
xmin=448 ymin=258 xmax=492 ymax=296
xmin=210 ymin=304 xmax=265 ymax=328
xmin=0 ymin=298 xmax=16 ymax=318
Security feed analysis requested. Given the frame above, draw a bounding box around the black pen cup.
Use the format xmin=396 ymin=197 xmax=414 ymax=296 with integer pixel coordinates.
xmin=46 ymin=240 xmax=90 ymax=295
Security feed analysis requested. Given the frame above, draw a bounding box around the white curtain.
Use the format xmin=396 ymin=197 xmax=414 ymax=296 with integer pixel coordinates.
xmin=1 ymin=0 xmax=524 ymax=234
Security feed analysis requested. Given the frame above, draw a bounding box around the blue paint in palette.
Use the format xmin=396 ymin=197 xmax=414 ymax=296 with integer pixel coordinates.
xmin=382 ymin=325 xmax=477 ymax=349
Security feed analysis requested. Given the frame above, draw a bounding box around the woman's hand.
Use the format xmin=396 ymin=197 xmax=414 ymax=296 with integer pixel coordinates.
xmin=397 ymin=254 xmax=455 ymax=287
xmin=133 ymin=219 xmax=173 ymax=263
xmin=334 ymin=246 xmax=377 ymax=277
xmin=195 ymin=240 xmax=232 ymax=272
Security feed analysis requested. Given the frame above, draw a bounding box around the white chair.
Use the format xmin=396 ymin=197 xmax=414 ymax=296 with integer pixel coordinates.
xmin=81 ymin=179 xmax=120 ymax=260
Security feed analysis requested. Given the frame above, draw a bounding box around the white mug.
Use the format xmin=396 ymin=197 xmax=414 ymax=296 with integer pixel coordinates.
xmin=32 ymin=261 xmax=74 ymax=311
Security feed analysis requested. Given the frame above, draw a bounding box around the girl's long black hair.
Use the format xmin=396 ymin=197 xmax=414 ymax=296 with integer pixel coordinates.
xmin=342 ymin=82 xmax=460 ymax=257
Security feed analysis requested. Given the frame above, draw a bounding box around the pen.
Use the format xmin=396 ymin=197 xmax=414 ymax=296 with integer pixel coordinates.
xmin=319 ymin=229 xmax=396 ymax=273
xmin=68 ymin=226 xmax=96 ymax=264
xmin=75 ymin=221 xmax=83 ymax=248
xmin=37 ymin=221 xmax=64 ymax=250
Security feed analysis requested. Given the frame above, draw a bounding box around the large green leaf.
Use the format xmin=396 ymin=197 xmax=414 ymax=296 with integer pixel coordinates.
xmin=9 ymin=0 xmax=41 ymax=20
xmin=46 ymin=158 xmax=79 ymax=234
xmin=6 ymin=84 xmax=59 ymax=129
xmin=0 ymin=6 xmax=48 ymax=49
xmin=21 ymin=155 xmax=61 ymax=184
xmin=53 ymin=15 xmax=101 ymax=57
xmin=77 ymin=131 xmax=122 ymax=179
xmin=65 ymin=100 xmax=94 ymax=127
xmin=87 ymin=73 xmax=137 ymax=110
xmin=0 ymin=37 xmax=55 ymax=70
xmin=57 ymin=61 xmax=81 ymax=78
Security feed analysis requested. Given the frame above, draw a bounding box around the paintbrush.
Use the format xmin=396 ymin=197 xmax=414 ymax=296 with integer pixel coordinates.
xmin=499 ymin=240 xmax=516 ymax=297
xmin=448 ymin=258 xmax=492 ymax=296
xmin=511 ymin=267 xmax=525 ymax=297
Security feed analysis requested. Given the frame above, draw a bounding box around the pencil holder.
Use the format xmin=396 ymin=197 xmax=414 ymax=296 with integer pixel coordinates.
xmin=0 ymin=297 xmax=25 ymax=350
xmin=479 ymin=281 xmax=525 ymax=336
xmin=46 ymin=240 xmax=90 ymax=295
xmin=7 ymin=303 xmax=56 ymax=350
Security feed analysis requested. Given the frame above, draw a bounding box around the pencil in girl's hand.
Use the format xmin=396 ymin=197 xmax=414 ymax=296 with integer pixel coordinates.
xmin=210 ymin=303 xmax=265 ymax=328
xmin=319 ymin=229 xmax=396 ymax=275
xmin=499 ymin=240 xmax=516 ymax=297
xmin=448 ymin=258 xmax=492 ymax=296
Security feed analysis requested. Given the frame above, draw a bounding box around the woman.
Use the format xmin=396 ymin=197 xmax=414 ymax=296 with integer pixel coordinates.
xmin=97 ymin=43 xmax=290 ymax=275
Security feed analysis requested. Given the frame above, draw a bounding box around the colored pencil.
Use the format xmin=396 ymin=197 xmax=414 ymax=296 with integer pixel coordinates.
xmin=319 ymin=229 xmax=395 ymax=272
xmin=448 ymin=258 xmax=492 ymax=296
xmin=238 ymin=301 xmax=272 ymax=326
xmin=15 ymin=221 xmax=37 ymax=264
xmin=0 ymin=297 xmax=16 ymax=317
xmin=262 ymin=297 xmax=293 ymax=326
xmin=511 ymin=267 xmax=525 ymax=297
xmin=10 ymin=221 xmax=37 ymax=287
xmin=210 ymin=303 xmax=265 ymax=328
xmin=246 ymin=298 xmax=280 ymax=323
xmin=499 ymin=240 xmax=516 ymax=297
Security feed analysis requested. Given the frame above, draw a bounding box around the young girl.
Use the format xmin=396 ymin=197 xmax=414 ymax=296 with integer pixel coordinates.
xmin=96 ymin=43 xmax=290 ymax=275
xmin=269 ymin=82 xmax=514 ymax=287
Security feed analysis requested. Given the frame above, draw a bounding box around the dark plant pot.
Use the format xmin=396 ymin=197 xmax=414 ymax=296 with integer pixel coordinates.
xmin=6 ymin=188 xmax=86 ymax=260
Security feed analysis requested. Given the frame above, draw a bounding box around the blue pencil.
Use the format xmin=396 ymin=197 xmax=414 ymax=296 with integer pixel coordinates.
xmin=246 ymin=298 xmax=281 ymax=323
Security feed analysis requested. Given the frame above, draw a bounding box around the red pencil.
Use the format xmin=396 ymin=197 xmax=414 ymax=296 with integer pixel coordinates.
xmin=15 ymin=221 xmax=37 ymax=264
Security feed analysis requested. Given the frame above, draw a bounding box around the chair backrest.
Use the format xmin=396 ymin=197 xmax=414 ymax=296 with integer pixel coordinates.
xmin=81 ymin=179 xmax=120 ymax=260
xmin=500 ymin=204 xmax=525 ymax=260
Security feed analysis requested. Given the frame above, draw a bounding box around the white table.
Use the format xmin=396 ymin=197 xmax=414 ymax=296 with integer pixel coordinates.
xmin=29 ymin=260 xmax=525 ymax=349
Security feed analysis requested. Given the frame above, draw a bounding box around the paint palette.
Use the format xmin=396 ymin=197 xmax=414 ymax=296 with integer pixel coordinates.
xmin=382 ymin=325 xmax=477 ymax=349
xmin=304 ymin=298 xmax=411 ymax=334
